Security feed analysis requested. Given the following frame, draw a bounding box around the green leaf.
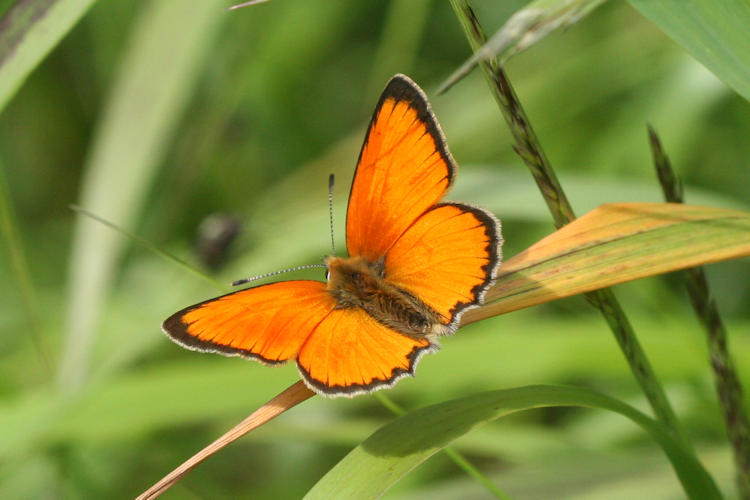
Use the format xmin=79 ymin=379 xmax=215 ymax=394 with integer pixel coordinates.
xmin=629 ymin=0 xmax=750 ymax=102
xmin=305 ymin=385 xmax=720 ymax=500
xmin=0 ymin=0 xmax=99 ymax=113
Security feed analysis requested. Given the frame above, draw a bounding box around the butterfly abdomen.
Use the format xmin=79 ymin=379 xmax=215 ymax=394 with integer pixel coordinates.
xmin=325 ymin=255 xmax=445 ymax=338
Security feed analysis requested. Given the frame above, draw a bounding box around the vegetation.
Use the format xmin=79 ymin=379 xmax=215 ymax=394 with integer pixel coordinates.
xmin=1 ymin=0 xmax=749 ymax=498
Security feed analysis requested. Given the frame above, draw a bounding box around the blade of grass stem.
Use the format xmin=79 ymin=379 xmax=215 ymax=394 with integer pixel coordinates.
xmin=0 ymin=163 xmax=51 ymax=376
xmin=448 ymin=0 xmax=690 ymax=449
xmin=649 ymin=126 xmax=750 ymax=497
xmin=373 ymin=392 xmax=510 ymax=500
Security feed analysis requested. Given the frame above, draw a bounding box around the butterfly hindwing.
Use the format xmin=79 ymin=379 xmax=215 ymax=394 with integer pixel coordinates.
xmin=384 ymin=202 xmax=502 ymax=330
xmin=346 ymin=74 xmax=456 ymax=262
xmin=296 ymin=306 xmax=437 ymax=397
xmin=162 ymin=280 xmax=336 ymax=365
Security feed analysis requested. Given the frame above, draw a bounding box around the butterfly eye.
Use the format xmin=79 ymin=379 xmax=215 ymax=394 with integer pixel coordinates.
xmin=325 ymin=270 xmax=331 ymax=280
xmin=350 ymin=272 xmax=361 ymax=281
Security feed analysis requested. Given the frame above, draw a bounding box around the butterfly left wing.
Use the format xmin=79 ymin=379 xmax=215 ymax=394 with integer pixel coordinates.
xmin=297 ymin=306 xmax=437 ymax=397
xmin=162 ymin=280 xmax=336 ymax=365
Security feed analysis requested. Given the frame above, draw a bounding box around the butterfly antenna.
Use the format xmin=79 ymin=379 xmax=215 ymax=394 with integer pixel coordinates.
xmin=232 ymin=264 xmax=327 ymax=287
xmin=328 ymin=173 xmax=337 ymax=256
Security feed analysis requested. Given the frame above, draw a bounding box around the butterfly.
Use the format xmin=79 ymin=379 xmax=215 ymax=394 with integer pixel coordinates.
xmin=163 ymin=74 xmax=503 ymax=398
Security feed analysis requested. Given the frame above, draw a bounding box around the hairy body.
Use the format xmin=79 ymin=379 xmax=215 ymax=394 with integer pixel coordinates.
xmin=325 ymin=255 xmax=451 ymax=339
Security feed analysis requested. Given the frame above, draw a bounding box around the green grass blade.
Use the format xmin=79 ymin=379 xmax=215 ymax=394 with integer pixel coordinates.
xmin=305 ymin=385 xmax=721 ymax=500
xmin=629 ymin=0 xmax=750 ymax=102
xmin=58 ymin=0 xmax=225 ymax=392
xmin=0 ymin=0 xmax=99 ymax=114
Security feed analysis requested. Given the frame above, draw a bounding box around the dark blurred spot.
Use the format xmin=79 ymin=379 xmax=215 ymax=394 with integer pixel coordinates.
xmin=195 ymin=213 xmax=241 ymax=271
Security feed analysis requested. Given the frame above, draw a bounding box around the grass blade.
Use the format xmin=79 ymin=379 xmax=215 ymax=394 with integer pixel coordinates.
xmin=306 ymin=385 xmax=721 ymax=499
xmin=137 ymin=381 xmax=315 ymax=500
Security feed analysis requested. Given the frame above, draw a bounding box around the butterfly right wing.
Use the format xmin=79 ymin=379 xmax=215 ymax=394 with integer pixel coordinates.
xmin=162 ymin=280 xmax=336 ymax=365
xmin=384 ymin=202 xmax=502 ymax=332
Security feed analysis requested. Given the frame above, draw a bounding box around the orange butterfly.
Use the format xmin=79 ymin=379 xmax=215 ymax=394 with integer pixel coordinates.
xmin=163 ymin=74 xmax=503 ymax=397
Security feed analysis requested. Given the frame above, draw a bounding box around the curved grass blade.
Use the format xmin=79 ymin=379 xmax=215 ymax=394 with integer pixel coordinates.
xmin=464 ymin=202 xmax=750 ymax=323
xmin=306 ymin=385 xmax=720 ymax=499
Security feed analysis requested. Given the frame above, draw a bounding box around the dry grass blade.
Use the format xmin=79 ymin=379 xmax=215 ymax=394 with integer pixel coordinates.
xmin=137 ymin=381 xmax=315 ymax=499
xmin=463 ymin=202 xmax=750 ymax=324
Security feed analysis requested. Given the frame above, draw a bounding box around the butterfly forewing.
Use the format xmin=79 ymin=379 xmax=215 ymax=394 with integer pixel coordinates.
xmin=346 ymin=74 xmax=456 ymax=262
xmin=162 ymin=280 xmax=335 ymax=364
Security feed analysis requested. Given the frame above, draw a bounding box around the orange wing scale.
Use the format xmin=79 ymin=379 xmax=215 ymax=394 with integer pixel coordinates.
xmin=346 ymin=76 xmax=455 ymax=261
xmin=385 ymin=203 xmax=501 ymax=328
xmin=163 ymin=281 xmax=335 ymax=364
xmin=297 ymin=307 xmax=436 ymax=396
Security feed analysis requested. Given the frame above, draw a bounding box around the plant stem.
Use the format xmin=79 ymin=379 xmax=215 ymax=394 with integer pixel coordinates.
xmin=649 ymin=126 xmax=750 ymax=497
xmin=0 ymin=164 xmax=51 ymax=377
xmin=373 ymin=392 xmax=510 ymax=499
xmin=448 ymin=0 xmax=690 ymax=449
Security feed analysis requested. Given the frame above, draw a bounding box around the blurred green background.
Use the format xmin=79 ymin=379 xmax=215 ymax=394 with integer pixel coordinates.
xmin=1 ymin=0 xmax=749 ymax=498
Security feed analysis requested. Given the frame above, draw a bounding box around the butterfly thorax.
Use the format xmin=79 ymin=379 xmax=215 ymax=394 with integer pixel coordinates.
xmin=325 ymin=256 xmax=446 ymax=338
